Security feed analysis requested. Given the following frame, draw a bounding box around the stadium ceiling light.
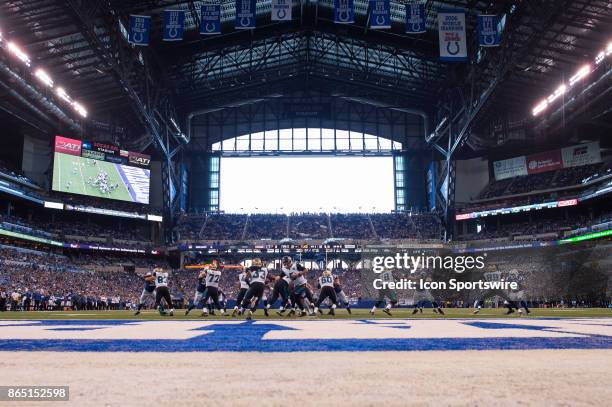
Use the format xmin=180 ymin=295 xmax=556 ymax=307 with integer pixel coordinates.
xmin=72 ymin=101 xmax=87 ymax=118
xmin=532 ymin=99 xmax=548 ymax=116
xmin=546 ymin=84 xmax=566 ymax=104
xmin=56 ymin=87 xmax=71 ymax=103
xmin=34 ymin=68 xmax=53 ymax=87
xmin=569 ymin=64 xmax=591 ymax=87
xmin=7 ymin=41 xmax=31 ymax=66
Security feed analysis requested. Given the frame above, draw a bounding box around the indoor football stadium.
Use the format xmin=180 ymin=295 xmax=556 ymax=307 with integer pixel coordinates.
xmin=0 ymin=0 xmax=611 ymax=405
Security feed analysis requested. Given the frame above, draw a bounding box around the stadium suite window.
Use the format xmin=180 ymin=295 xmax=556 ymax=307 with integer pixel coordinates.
xmin=265 ymin=130 xmax=278 ymax=150
xmin=308 ymin=128 xmax=321 ymax=151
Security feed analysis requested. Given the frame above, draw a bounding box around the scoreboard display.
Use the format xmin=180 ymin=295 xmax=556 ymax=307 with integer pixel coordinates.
xmin=52 ymin=135 xmax=151 ymax=204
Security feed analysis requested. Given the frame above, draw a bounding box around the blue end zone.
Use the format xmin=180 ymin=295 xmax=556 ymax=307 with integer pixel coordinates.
xmin=0 ymin=319 xmax=611 ymax=352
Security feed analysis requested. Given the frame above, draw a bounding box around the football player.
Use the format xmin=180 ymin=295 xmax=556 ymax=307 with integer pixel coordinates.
xmin=314 ymin=271 xmax=337 ymax=316
xmin=201 ymin=261 xmax=226 ymax=316
xmin=134 ymin=271 xmax=156 ymax=315
xmin=232 ymin=266 xmax=250 ymax=317
xmin=185 ymin=268 xmax=207 ymax=316
xmin=265 ymin=256 xmax=292 ymax=316
xmin=284 ymin=257 xmax=315 ymax=316
xmin=370 ymin=268 xmax=397 ymax=316
xmin=238 ymin=258 xmax=268 ymax=320
xmin=153 ymin=266 xmax=174 ymax=316
xmin=333 ymin=274 xmax=351 ymax=315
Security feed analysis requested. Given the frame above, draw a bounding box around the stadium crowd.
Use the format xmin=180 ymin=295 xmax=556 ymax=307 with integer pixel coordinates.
xmin=175 ymin=212 xmax=442 ymax=242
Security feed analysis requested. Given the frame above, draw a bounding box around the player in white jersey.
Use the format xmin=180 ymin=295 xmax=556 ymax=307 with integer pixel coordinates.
xmin=370 ymin=269 xmax=397 ymax=316
xmin=153 ymin=267 xmax=174 ymax=316
xmin=201 ymin=262 xmax=226 ymax=316
xmin=232 ymin=267 xmax=251 ymax=317
xmin=238 ymin=258 xmax=269 ymax=320
xmin=284 ymin=257 xmax=314 ymax=316
xmin=314 ymin=271 xmax=338 ymax=316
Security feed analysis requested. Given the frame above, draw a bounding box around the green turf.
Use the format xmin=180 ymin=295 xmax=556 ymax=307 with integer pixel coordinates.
xmin=1 ymin=308 xmax=610 ymax=320
xmin=52 ymin=152 xmax=133 ymax=202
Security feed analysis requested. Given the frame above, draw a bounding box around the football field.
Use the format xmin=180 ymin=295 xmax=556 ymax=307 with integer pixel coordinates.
xmin=1 ymin=309 xmax=611 ymax=405
xmin=51 ymin=152 xmax=134 ymax=202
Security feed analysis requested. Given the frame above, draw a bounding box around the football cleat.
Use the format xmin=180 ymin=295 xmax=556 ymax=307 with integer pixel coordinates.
xmin=473 ymin=309 xmax=480 ymax=314
xmin=412 ymin=308 xmax=418 ymax=315
xmin=328 ymin=308 xmax=335 ymax=316
xmin=264 ymin=307 xmax=269 ymax=317
xmin=134 ymin=311 xmax=140 ymax=316
xmin=437 ymin=308 xmax=445 ymax=315
xmin=169 ymin=310 xmax=174 ymax=316
xmin=433 ymin=308 xmax=438 ymax=314
xmin=347 ymin=308 xmax=352 ymax=314
xmin=246 ymin=310 xmax=253 ymax=320
xmin=231 ymin=308 xmax=238 ymax=317
xmin=383 ymin=308 xmax=392 ymax=316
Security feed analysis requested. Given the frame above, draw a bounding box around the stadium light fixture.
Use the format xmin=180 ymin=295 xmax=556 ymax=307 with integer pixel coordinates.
xmin=568 ymin=64 xmax=591 ymax=87
xmin=34 ymin=68 xmax=54 ymax=87
xmin=56 ymin=87 xmax=71 ymax=103
xmin=607 ymin=42 xmax=612 ymax=56
xmin=7 ymin=41 xmax=31 ymax=66
xmin=532 ymin=99 xmax=548 ymax=116
xmin=72 ymin=101 xmax=87 ymax=118
xmin=546 ymin=84 xmax=566 ymax=104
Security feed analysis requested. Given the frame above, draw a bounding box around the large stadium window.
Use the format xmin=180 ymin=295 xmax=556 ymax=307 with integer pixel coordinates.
xmin=211 ymin=128 xmax=401 ymax=154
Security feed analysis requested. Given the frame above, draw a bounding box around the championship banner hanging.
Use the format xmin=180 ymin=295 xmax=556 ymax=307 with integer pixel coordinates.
xmin=128 ymin=15 xmax=151 ymax=46
xmin=235 ymin=0 xmax=256 ymax=29
xmin=477 ymin=14 xmax=500 ymax=47
xmin=405 ymin=1 xmax=426 ymax=34
xmin=162 ymin=10 xmax=185 ymax=41
xmin=437 ymin=9 xmax=467 ymax=61
xmin=201 ymin=2 xmax=221 ymax=35
xmin=271 ymin=0 xmax=292 ymax=21
xmin=369 ymin=0 xmax=390 ymax=29
xmin=334 ymin=0 xmax=354 ymax=24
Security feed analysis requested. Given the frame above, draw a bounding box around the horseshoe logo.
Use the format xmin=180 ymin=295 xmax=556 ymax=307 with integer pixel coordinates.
xmin=167 ymin=27 xmax=178 ymax=38
xmin=411 ymin=22 xmax=422 ymax=32
xmin=240 ymin=16 xmax=252 ymax=27
xmin=338 ymin=10 xmax=350 ymax=22
xmin=482 ymin=34 xmax=496 ymax=46
xmin=204 ymin=23 xmax=217 ymax=33
xmin=132 ymin=32 xmax=144 ymax=43
xmin=277 ymin=9 xmax=286 ymax=19
xmin=375 ymin=15 xmax=385 ymax=25
xmin=446 ymin=41 xmax=460 ymax=55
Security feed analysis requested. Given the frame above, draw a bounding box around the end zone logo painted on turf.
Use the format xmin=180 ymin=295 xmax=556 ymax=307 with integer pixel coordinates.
xmin=0 ymin=319 xmax=611 ymax=352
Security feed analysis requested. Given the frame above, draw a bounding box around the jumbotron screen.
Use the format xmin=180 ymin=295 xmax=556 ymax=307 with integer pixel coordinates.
xmin=51 ymin=135 xmax=151 ymax=204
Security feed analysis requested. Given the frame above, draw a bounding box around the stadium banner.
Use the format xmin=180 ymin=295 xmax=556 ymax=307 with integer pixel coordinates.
xmin=561 ymin=141 xmax=601 ymax=168
xmin=271 ymin=0 xmax=292 ymax=21
xmin=54 ymin=135 xmax=81 ymax=156
xmin=201 ymin=2 xmax=221 ymax=35
xmin=235 ymin=0 xmax=256 ymax=29
xmin=128 ymin=152 xmax=151 ymax=167
xmin=455 ymin=198 xmax=578 ymax=221
xmin=162 ymin=10 xmax=185 ymax=41
xmin=493 ymin=155 xmax=527 ymax=181
xmin=526 ymin=149 xmax=563 ymax=175
xmin=405 ymin=1 xmax=426 ymax=34
xmin=437 ymin=9 xmax=467 ymax=61
xmin=128 ymin=15 xmax=151 ymax=46
xmin=369 ymin=0 xmax=390 ymax=30
xmin=92 ymin=142 xmax=120 ymax=156
xmin=334 ymin=0 xmax=355 ymax=24
xmin=477 ymin=14 xmax=500 ymax=47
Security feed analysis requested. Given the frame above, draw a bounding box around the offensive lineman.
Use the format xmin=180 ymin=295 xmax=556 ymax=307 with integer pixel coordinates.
xmin=314 ymin=270 xmax=337 ymax=316
xmin=284 ymin=257 xmax=315 ymax=316
xmin=238 ymin=258 xmax=269 ymax=320
xmin=153 ymin=266 xmax=174 ymax=316
xmin=134 ymin=271 xmax=156 ymax=315
xmin=201 ymin=262 xmax=226 ymax=316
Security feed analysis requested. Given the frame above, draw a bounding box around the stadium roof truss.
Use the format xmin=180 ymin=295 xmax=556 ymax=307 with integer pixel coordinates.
xmin=0 ymin=0 xmax=610 ymax=240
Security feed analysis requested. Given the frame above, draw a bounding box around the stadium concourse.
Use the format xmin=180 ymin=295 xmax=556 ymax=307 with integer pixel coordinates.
xmin=1 ymin=0 xmax=611 ymax=405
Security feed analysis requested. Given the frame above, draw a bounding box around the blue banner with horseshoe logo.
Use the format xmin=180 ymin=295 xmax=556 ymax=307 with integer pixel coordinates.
xmin=405 ymin=1 xmax=426 ymax=34
xmin=201 ymin=2 xmax=221 ymax=35
xmin=478 ymin=14 xmax=500 ymax=47
xmin=334 ymin=0 xmax=354 ymax=24
xmin=369 ymin=0 xmax=390 ymax=30
xmin=129 ymin=15 xmax=151 ymax=46
xmin=235 ymin=0 xmax=257 ymax=29
xmin=163 ymin=10 xmax=185 ymax=41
